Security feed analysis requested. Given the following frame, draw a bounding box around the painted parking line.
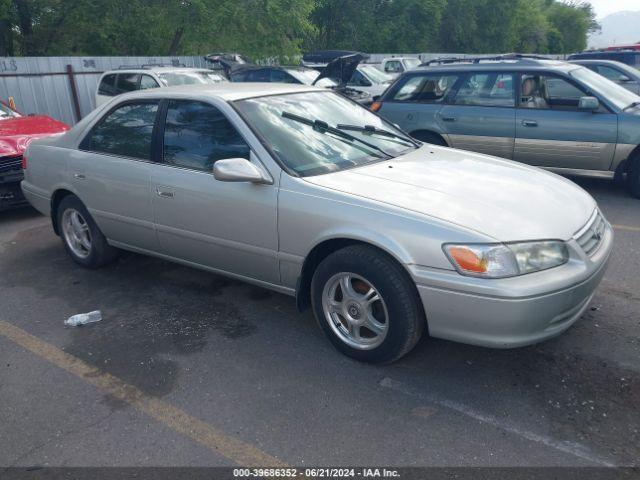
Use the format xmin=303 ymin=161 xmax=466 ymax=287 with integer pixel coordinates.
xmin=0 ymin=320 xmax=286 ymax=468
xmin=612 ymin=224 xmax=640 ymax=233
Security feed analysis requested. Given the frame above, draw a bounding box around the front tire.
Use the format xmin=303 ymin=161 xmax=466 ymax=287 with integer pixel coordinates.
xmin=311 ymin=245 xmax=425 ymax=364
xmin=628 ymin=151 xmax=640 ymax=199
xmin=57 ymin=195 xmax=118 ymax=268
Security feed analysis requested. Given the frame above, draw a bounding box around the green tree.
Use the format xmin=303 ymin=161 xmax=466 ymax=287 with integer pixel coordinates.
xmin=545 ymin=0 xmax=599 ymax=53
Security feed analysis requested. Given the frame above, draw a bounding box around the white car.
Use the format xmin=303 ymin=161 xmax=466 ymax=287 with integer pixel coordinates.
xmin=95 ymin=66 xmax=227 ymax=107
xmin=347 ymin=65 xmax=394 ymax=97
xmin=378 ymin=57 xmax=422 ymax=78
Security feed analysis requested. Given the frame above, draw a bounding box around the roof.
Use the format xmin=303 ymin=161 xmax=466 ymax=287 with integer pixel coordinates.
xmin=104 ymin=66 xmax=214 ymax=75
xmin=117 ymin=82 xmax=323 ymax=102
xmin=415 ymin=58 xmax=575 ymax=73
xmin=231 ymin=64 xmax=315 ymax=72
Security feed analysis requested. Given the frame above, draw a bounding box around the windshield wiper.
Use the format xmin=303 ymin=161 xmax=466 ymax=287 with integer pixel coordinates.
xmin=336 ymin=124 xmax=418 ymax=147
xmin=281 ymin=111 xmax=393 ymax=158
xmin=623 ymin=101 xmax=640 ymax=112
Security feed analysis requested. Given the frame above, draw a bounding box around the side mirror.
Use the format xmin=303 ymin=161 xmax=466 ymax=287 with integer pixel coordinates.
xmin=213 ymin=158 xmax=271 ymax=184
xmin=618 ymin=74 xmax=632 ymax=83
xmin=578 ymin=96 xmax=600 ymax=112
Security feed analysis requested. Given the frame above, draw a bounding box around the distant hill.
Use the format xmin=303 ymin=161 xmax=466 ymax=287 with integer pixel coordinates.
xmin=588 ymin=11 xmax=640 ymax=49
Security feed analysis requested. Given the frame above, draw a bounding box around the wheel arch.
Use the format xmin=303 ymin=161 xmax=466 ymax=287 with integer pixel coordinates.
xmin=408 ymin=129 xmax=450 ymax=146
xmin=295 ymin=235 xmax=416 ymax=313
xmin=50 ymin=188 xmax=77 ymax=236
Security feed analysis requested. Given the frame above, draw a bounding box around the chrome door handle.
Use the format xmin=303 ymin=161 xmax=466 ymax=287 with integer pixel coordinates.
xmin=521 ymin=120 xmax=538 ymax=127
xmin=73 ymin=173 xmax=85 ymax=179
xmin=156 ymin=187 xmax=174 ymax=198
xmin=441 ymin=116 xmax=456 ymax=122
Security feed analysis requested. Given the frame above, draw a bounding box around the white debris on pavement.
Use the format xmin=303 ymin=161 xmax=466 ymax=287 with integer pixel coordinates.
xmin=64 ymin=311 xmax=102 ymax=327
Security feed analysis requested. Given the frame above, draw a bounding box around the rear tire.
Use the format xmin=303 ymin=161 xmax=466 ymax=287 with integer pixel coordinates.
xmin=311 ymin=245 xmax=425 ymax=364
xmin=628 ymin=151 xmax=640 ymax=199
xmin=56 ymin=195 xmax=118 ymax=268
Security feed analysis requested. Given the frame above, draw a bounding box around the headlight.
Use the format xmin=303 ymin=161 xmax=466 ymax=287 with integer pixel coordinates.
xmin=443 ymin=241 xmax=569 ymax=278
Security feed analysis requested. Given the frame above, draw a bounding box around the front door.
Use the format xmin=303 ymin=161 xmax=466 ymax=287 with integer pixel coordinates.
xmin=71 ymin=100 xmax=160 ymax=251
xmin=514 ymin=72 xmax=618 ymax=171
xmin=439 ymin=72 xmax=516 ymax=159
xmin=151 ymin=99 xmax=279 ymax=284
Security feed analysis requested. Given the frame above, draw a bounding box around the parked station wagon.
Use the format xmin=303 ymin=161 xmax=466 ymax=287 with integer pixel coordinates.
xmin=22 ymin=84 xmax=612 ymax=363
xmin=373 ymin=57 xmax=640 ymax=198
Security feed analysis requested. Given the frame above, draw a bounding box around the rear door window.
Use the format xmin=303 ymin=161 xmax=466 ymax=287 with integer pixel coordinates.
xmin=385 ymin=61 xmax=403 ymax=73
xmin=246 ymin=69 xmax=270 ymax=82
xmin=270 ymin=69 xmax=295 ymax=83
xmin=116 ymin=73 xmax=141 ymax=93
xmin=162 ymin=100 xmax=250 ymax=172
xmin=453 ymin=73 xmax=515 ymax=107
xmin=98 ymin=74 xmax=117 ymax=96
xmin=390 ymin=73 xmax=460 ymax=103
xmin=140 ymin=75 xmax=160 ymax=90
xmin=81 ymin=102 xmax=159 ymax=160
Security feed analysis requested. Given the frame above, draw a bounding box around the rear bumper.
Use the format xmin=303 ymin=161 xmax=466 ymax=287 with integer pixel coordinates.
xmin=412 ymin=222 xmax=613 ymax=348
xmin=20 ymin=180 xmax=50 ymax=215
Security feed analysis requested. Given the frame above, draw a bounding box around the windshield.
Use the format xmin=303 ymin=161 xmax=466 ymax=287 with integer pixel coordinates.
xmin=359 ymin=65 xmax=393 ymax=84
xmin=569 ymin=66 xmax=640 ymax=110
xmin=0 ymin=103 xmax=19 ymax=119
xmin=235 ymin=91 xmax=417 ymax=176
xmin=287 ymin=69 xmax=337 ymax=88
xmin=403 ymin=58 xmax=421 ymax=70
xmin=158 ymin=70 xmax=227 ymax=86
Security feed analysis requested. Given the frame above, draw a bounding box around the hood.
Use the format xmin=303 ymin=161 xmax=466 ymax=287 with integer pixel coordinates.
xmin=314 ymin=53 xmax=366 ymax=87
xmin=304 ymin=146 xmax=595 ymax=242
xmin=0 ymin=115 xmax=69 ymax=157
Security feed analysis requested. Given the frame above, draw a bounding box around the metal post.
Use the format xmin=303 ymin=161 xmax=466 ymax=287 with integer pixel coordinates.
xmin=66 ymin=64 xmax=82 ymax=122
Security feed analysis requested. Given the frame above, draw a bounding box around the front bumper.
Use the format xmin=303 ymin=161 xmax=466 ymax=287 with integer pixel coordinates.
xmin=412 ymin=218 xmax=613 ymax=348
xmin=0 ymin=159 xmax=27 ymax=211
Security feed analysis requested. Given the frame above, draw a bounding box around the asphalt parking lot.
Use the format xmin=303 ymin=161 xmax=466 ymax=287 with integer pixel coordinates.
xmin=0 ymin=176 xmax=639 ymax=470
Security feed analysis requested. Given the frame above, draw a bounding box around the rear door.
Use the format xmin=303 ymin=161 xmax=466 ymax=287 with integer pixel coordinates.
xmin=150 ymin=99 xmax=279 ymax=284
xmin=378 ymin=72 xmax=461 ymax=140
xmin=514 ymin=72 xmax=618 ymax=171
xmin=439 ymin=72 xmax=516 ymax=159
xmin=72 ymin=100 xmax=160 ymax=251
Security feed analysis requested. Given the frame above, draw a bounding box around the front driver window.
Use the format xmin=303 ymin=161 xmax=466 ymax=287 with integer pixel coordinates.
xmin=81 ymin=102 xmax=159 ymax=160
xmin=520 ymin=74 xmax=587 ymax=111
xmin=162 ymin=100 xmax=250 ymax=172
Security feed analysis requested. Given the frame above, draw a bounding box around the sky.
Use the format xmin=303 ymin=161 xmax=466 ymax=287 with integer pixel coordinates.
xmin=585 ymin=0 xmax=640 ymax=18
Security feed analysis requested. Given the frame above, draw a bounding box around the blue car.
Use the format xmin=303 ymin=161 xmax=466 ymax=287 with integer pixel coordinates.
xmin=373 ymin=56 xmax=640 ymax=198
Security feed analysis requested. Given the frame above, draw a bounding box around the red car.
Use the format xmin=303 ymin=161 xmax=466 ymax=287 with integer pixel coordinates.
xmin=0 ymin=101 xmax=69 ymax=211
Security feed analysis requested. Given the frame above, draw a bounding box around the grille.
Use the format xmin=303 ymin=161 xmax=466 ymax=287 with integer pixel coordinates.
xmin=0 ymin=156 xmax=22 ymax=174
xmin=575 ymin=210 xmax=606 ymax=257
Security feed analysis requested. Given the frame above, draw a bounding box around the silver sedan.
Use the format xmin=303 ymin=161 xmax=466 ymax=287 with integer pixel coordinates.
xmin=21 ymin=83 xmax=613 ymax=363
